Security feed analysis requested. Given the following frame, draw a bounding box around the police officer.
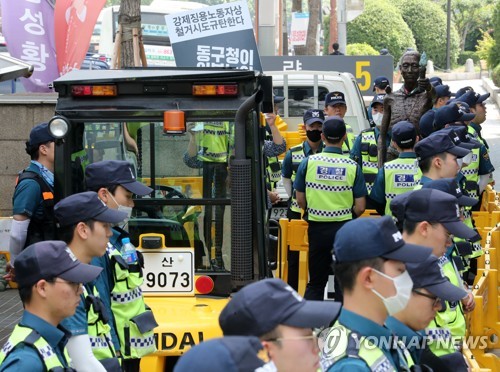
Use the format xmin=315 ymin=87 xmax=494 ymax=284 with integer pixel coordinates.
xmin=321 ymin=216 xmax=431 ymax=371
xmin=54 ymin=192 xmax=127 ymax=372
xmin=387 ymin=254 xmax=467 ymax=371
xmin=419 ymin=85 xmax=453 ymax=138
xmin=294 ymin=116 xmax=367 ymax=300
xmin=390 ymin=188 xmax=477 ymax=368
xmin=370 ymin=121 xmax=421 ymax=215
xmin=373 ymin=76 xmax=391 ymax=95
xmin=351 ymin=94 xmax=385 ymax=196
xmin=7 ymin=123 xmax=56 ymax=280
xmin=414 ymin=129 xmax=470 ymax=186
xmin=0 ymin=240 xmax=102 ymax=371
xmin=219 ymin=278 xmax=341 ymax=372
xmin=262 ymin=96 xmax=287 ymax=205
xmin=85 ymin=160 xmax=158 ymax=372
xmin=323 ymin=92 xmax=356 ymax=154
xmin=281 ymin=109 xmax=324 ymax=290
xmin=183 ymin=120 xmax=232 ymax=269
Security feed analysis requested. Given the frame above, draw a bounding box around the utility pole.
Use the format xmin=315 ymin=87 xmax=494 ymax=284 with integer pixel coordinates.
xmin=445 ymin=0 xmax=451 ymax=71
xmin=329 ymin=0 xmax=338 ymax=54
xmin=337 ymin=0 xmax=346 ymax=54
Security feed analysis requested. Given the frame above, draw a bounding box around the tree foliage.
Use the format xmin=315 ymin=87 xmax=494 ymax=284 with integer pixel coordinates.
xmin=346 ymin=43 xmax=378 ymax=56
xmin=346 ymin=0 xmax=416 ymax=61
xmin=395 ymin=0 xmax=460 ymax=68
xmin=489 ymin=2 xmax=500 ymax=69
xmin=435 ymin=0 xmax=496 ymax=52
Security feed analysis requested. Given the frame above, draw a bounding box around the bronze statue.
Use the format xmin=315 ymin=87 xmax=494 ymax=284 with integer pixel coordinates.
xmin=378 ymin=51 xmax=435 ymax=164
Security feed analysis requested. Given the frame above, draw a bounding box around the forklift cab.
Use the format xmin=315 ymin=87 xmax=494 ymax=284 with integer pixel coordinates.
xmin=50 ymin=68 xmax=272 ymax=370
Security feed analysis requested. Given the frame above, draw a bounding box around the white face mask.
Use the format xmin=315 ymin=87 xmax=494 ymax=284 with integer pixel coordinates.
xmin=372 ymin=112 xmax=383 ymax=126
xmin=371 ymin=269 xmax=413 ymax=315
xmin=107 ymin=191 xmax=133 ymax=224
xmin=456 ymin=158 xmax=464 ymax=168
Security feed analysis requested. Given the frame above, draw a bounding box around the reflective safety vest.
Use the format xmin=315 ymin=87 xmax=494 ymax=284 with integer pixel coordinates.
xmin=467 ymin=125 xmax=485 ymax=147
xmin=461 ymin=147 xmax=480 ymax=200
xmin=288 ymin=143 xmax=323 ymax=213
xmin=0 ymin=325 xmax=75 ymax=371
xmin=383 ymin=157 xmax=421 ymax=215
xmin=359 ymin=129 xmax=379 ymax=193
xmin=108 ymin=247 xmax=157 ymax=359
xmin=197 ymin=122 xmax=231 ymax=163
xmin=321 ymin=323 xmax=404 ymax=371
xmin=304 ymin=152 xmax=357 ymax=222
xmin=342 ymin=124 xmax=356 ymax=155
xmin=427 ymin=255 xmax=465 ymax=357
xmin=83 ymin=286 xmax=121 ymax=371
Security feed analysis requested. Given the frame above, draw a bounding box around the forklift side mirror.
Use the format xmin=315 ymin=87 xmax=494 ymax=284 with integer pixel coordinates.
xmin=163 ymin=110 xmax=186 ymax=135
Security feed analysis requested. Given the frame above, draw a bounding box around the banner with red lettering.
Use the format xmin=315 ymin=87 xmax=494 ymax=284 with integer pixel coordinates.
xmin=0 ymin=0 xmax=59 ymax=92
xmin=54 ymin=0 xmax=106 ymax=74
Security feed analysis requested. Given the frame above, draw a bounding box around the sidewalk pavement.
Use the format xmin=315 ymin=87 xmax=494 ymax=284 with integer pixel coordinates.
xmin=0 ymin=288 xmax=22 ymax=345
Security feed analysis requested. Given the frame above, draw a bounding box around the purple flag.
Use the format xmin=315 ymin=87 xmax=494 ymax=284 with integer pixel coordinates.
xmin=1 ymin=0 xmax=59 ymax=92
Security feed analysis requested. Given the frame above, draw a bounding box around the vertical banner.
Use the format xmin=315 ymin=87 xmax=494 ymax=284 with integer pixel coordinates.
xmin=165 ymin=0 xmax=262 ymax=71
xmin=54 ymin=0 xmax=106 ymax=74
xmin=0 ymin=0 xmax=59 ymax=92
xmin=290 ymin=12 xmax=309 ymax=46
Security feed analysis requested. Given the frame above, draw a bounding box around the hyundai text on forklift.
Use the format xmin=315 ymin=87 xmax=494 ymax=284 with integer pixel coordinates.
xmin=48 ymin=68 xmax=273 ymax=371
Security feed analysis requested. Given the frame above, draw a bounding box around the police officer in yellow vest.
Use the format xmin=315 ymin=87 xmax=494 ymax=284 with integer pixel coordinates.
xmin=85 ymin=161 xmax=158 ymax=372
xmin=390 ymin=188 xmax=478 ymax=369
xmin=324 ymin=92 xmax=356 ymax=155
xmin=183 ymin=121 xmax=232 ymax=269
xmin=281 ymin=109 xmax=325 ymax=290
xmin=0 ymin=240 xmax=102 ymax=371
xmin=350 ymin=94 xmax=386 ymax=196
xmin=387 ymin=254 xmax=467 ymax=371
xmin=54 ymin=192 xmax=128 ymax=372
xmin=294 ymin=116 xmax=367 ymax=301
xmin=370 ymin=121 xmax=421 ymax=216
xmin=321 ymin=216 xmax=431 ymax=371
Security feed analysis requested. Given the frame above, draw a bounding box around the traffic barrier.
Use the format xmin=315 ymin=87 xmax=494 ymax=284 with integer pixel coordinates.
xmin=462 ymin=341 xmax=491 ymax=371
xmin=277 ymin=218 xmax=309 ymax=296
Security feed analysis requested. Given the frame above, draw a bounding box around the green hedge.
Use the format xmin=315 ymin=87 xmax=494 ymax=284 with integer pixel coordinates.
xmin=396 ymin=0 xmax=460 ymax=68
xmin=457 ymin=51 xmax=480 ymax=65
xmin=489 ymin=3 xmax=500 ymax=69
xmin=493 ymin=64 xmax=500 ymax=87
xmin=346 ymin=0 xmax=416 ymax=62
xmin=346 ymin=43 xmax=378 ymax=56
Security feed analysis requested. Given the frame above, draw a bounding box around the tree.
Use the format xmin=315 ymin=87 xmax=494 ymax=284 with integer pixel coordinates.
xmin=305 ymin=0 xmax=321 ymax=55
xmin=396 ymin=0 xmax=460 ymax=68
xmin=347 ymin=0 xmax=416 ymax=62
xmin=118 ymin=0 xmax=142 ymax=67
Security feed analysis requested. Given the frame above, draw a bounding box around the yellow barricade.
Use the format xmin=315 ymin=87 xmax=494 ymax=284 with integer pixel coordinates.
xmin=277 ymin=218 xmax=309 ymax=296
xmin=468 ymin=267 xmax=500 ymax=370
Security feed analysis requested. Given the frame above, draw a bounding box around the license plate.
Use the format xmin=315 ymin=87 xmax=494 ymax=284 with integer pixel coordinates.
xmin=270 ymin=207 xmax=287 ymax=219
xmin=140 ymin=248 xmax=194 ymax=294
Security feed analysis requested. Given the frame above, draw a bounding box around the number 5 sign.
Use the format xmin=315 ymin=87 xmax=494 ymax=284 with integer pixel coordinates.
xmin=261 ymin=55 xmax=394 ymax=95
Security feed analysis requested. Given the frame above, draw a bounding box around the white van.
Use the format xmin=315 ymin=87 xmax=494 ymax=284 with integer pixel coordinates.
xmin=266 ymin=70 xmax=370 ymax=135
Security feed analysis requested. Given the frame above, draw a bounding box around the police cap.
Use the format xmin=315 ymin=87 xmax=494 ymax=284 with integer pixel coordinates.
xmin=334 ymin=216 xmax=432 ymax=263
xmin=219 ymin=278 xmax=340 ymax=337
xmin=54 ymin=191 xmax=127 ymax=227
xmin=15 ymin=240 xmax=102 ymax=288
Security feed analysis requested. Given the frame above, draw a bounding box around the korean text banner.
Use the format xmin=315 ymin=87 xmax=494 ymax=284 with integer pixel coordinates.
xmin=55 ymin=0 xmax=106 ymax=74
xmin=1 ymin=0 xmax=59 ymax=92
xmin=165 ymin=1 xmax=262 ymax=71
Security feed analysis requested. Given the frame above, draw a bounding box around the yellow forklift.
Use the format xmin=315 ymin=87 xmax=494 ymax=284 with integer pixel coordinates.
xmin=48 ymin=68 xmax=273 ymax=371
